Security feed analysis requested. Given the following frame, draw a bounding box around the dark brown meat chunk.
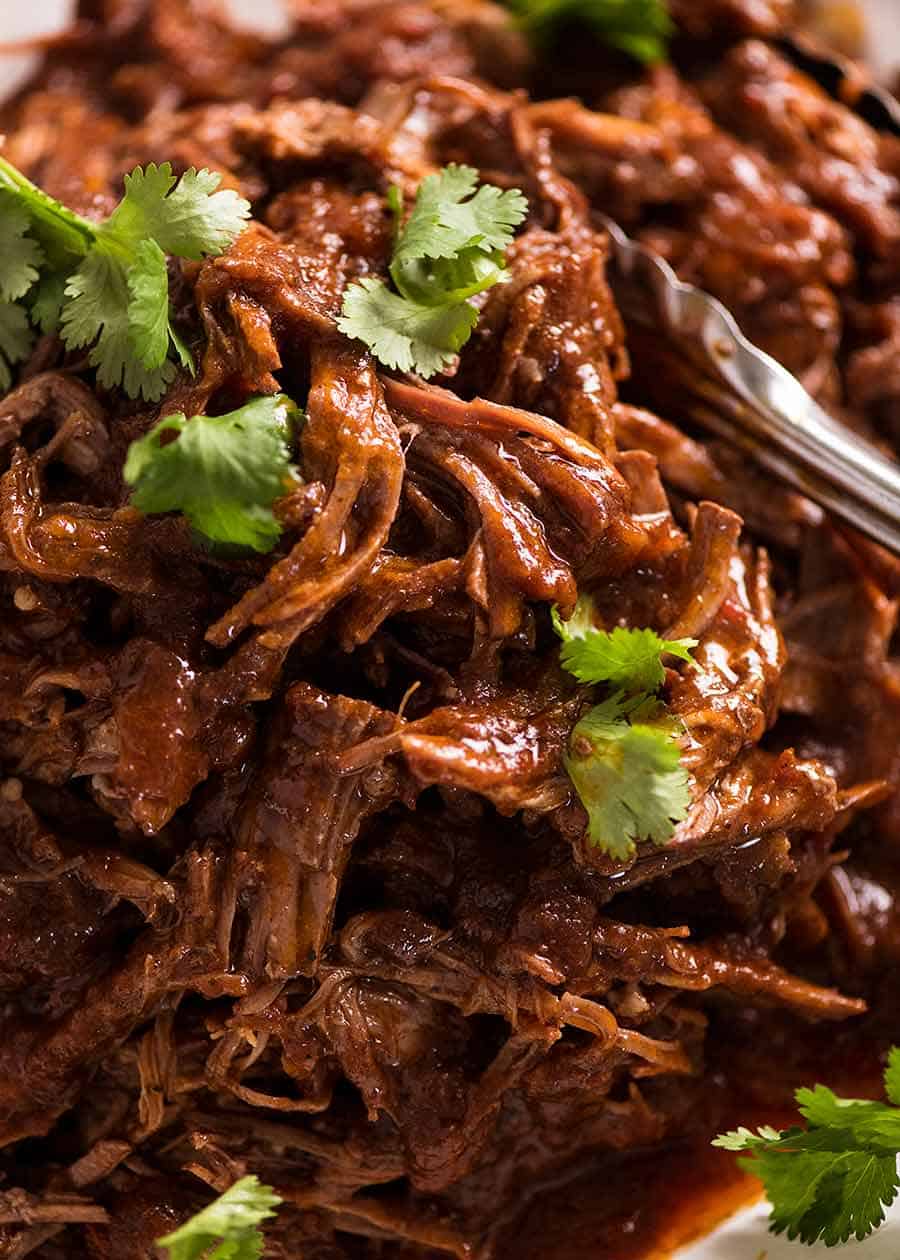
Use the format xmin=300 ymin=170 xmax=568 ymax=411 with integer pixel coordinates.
xmin=703 ymin=42 xmax=900 ymax=262
xmin=669 ymin=0 xmax=796 ymax=35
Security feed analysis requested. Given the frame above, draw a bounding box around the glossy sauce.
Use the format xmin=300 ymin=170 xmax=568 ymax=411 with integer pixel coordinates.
xmin=498 ymin=1044 xmax=889 ymax=1260
xmin=499 ymin=1142 xmax=759 ymax=1259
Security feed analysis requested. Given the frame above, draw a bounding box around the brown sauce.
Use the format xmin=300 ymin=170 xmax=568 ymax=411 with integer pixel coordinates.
xmin=500 ymin=1143 xmax=759 ymax=1260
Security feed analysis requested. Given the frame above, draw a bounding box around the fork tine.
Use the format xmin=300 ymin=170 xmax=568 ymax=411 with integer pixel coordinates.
xmin=600 ymin=215 xmax=900 ymax=556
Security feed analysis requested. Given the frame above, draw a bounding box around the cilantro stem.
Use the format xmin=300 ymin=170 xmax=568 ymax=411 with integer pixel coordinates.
xmin=0 ymin=155 xmax=95 ymax=257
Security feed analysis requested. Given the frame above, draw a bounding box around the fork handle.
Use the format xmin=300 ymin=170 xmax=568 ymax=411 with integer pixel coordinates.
xmin=602 ymin=215 xmax=900 ymax=556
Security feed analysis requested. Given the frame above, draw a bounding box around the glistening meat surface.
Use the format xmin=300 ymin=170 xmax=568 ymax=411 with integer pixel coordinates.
xmin=1 ymin=2 xmax=900 ymax=1259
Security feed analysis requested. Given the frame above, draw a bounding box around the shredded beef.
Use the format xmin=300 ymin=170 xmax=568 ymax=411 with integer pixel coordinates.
xmin=1 ymin=3 xmax=900 ymax=1258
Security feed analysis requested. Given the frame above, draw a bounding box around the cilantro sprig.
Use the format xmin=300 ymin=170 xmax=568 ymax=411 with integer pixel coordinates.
xmin=715 ymin=1050 xmax=900 ymax=1247
xmin=155 ymin=1175 xmax=281 ymax=1260
xmin=552 ymin=600 xmax=696 ymax=691
xmin=337 ymin=165 xmax=527 ymax=378
xmin=502 ymin=0 xmax=673 ymax=62
xmin=554 ymin=595 xmax=694 ymax=859
xmin=567 ymin=691 xmax=690 ymax=860
xmin=0 ymin=156 xmax=250 ymax=399
xmin=124 ymin=393 xmax=300 ymax=552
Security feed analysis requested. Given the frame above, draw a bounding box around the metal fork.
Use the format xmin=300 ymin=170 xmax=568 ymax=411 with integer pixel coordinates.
xmin=598 ymin=36 xmax=900 ymax=556
xmin=601 ymin=215 xmax=900 ymax=554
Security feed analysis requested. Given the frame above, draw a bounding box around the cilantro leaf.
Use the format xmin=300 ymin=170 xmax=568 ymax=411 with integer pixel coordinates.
xmin=553 ymin=597 xmax=696 ymax=692
xmin=566 ymin=692 xmax=690 ymax=860
xmin=716 ymin=1128 xmax=898 ymax=1246
xmin=337 ymin=277 xmax=478 ymax=378
xmin=554 ymin=596 xmax=694 ymax=858
xmin=124 ymin=393 xmax=300 ymax=552
xmin=391 ymin=164 xmax=527 ymax=267
xmin=61 ymin=247 xmax=124 ymax=352
xmin=127 ymin=239 xmax=176 ymax=371
xmin=106 ymin=163 xmax=251 ymax=261
xmin=795 ymin=1084 xmax=886 ymax=1131
xmin=155 ymin=1175 xmax=281 ymax=1260
xmin=0 ymin=154 xmax=250 ymax=399
xmin=62 ymin=245 xmax=177 ymax=401
xmin=338 ymin=166 xmax=526 ymax=378
xmin=835 ymin=1154 xmax=899 ymax=1245
xmin=885 ymin=1047 xmax=900 ymax=1107
xmin=0 ymin=301 xmax=33 ymax=392
xmin=714 ymin=1050 xmax=900 ymax=1246
xmin=502 ymin=0 xmax=673 ymax=63
xmin=392 ymin=249 xmax=509 ymax=308
xmin=31 ymin=271 xmax=68 ymax=335
xmin=0 ymin=189 xmax=43 ymax=302
xmin=59 ymin=163 xmax=249 ymax=398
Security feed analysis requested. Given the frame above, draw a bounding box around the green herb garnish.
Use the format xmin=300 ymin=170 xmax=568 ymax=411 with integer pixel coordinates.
xmin=337 ymin=164 xmax=527 ymax=378
xmin=124 ymin=393 xmax=300 ymax=552
xmin=155 ymin=1175 xmax=281 ymax=1260
xmin=502 ymin=0 xmax=672 ymax=62
xmin=0 ymin=157 xmax=251 ymax=399
xmin=553 ymin=597 xmax=696 ymax=691
xmin=554 ymin=595 xmax=694 ymax=858
xmin=715 ymin=1050 xmax=900 ymax=1247
xmin=566 ymin=690 xmax=691 ymax=860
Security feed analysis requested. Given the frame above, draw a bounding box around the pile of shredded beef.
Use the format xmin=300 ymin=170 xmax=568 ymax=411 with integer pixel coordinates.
xmin=3 ymin=2 xmax=900 ymax=1257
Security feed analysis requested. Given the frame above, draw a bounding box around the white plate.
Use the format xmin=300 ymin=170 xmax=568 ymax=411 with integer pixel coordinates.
xmin=1 ymin=2 xmax=899 ymax=1256
xmin=678 ymin=1200 xmax=900 ymax=1259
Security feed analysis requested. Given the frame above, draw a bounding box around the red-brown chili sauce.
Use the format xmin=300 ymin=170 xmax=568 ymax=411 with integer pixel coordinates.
xmin=1 ymin=2 xmax=900 ymax=1257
